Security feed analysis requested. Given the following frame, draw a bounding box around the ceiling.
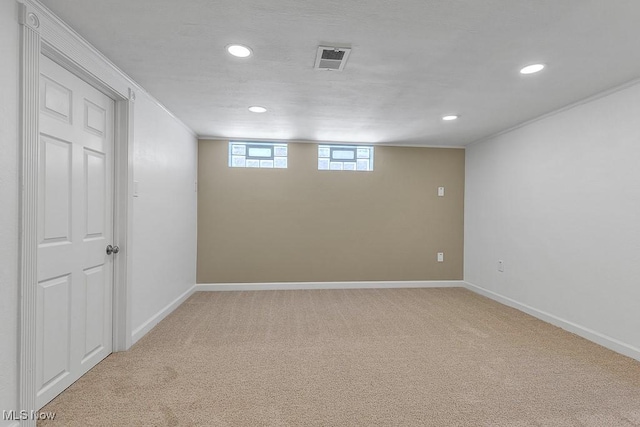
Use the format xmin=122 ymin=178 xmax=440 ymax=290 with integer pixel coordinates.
xmin=40 ymin=0 xmax=640 ymax=147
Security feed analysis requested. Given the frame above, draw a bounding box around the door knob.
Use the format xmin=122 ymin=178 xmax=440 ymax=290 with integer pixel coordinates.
xmin=106 ymin=245 xmax=120 ymax=255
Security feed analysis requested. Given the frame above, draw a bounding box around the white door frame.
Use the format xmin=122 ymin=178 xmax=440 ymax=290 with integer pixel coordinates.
xmin=18 ymin=1 xmax=134 ymax=423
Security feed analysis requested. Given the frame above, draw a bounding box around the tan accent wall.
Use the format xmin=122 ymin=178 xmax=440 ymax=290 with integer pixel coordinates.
xmin=197 ymin=140 xmax=464 ymax=283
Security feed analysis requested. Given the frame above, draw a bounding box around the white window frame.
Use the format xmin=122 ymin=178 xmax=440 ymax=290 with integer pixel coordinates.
xmin=318 ymin=144 xmax=374 ymax=171
xmin=229 ymin=141 xmax=288 ymax=169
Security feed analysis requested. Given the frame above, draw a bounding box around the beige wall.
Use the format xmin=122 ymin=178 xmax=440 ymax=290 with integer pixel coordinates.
xmin=198 ymin=140 xmax=464 ymax=283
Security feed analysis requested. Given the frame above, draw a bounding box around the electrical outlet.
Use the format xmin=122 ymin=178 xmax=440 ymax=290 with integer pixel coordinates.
xmin=437 ymin=252 xmax=444 ymax=262
xmin=498 ymin=260 xmax=504 ymax=272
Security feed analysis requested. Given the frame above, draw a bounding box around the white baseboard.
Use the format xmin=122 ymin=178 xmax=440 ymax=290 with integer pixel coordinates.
xmin=195 ymin=280 xmax=464 ymax=292
xmin=131 ymin=284 xmax=196 ymax=345
xmin=464 ymin=281 xmax=640 ymax=362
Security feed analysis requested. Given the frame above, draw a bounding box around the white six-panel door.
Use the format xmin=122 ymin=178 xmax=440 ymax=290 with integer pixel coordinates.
xmin=36 ymin=55 xmax=115 ymax=409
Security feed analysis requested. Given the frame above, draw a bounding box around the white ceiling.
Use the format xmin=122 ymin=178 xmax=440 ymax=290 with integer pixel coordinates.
xmin=40 ymin=0 xmax=640 ymax=146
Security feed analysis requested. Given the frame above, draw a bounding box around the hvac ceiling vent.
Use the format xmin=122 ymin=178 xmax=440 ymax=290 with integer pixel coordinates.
xmin=314 ymin=46 xmax=351 ymax=71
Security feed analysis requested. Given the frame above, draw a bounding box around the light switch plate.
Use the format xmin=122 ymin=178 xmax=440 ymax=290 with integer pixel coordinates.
xmin=437 ymin=252 xmax=444 ymax=262
xmin=438 ymin=187 xmax=445 ymax=197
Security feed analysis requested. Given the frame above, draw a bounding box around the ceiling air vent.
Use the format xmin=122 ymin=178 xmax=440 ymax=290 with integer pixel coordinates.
xmin=314 ymin=46 xmax=351 ymax=71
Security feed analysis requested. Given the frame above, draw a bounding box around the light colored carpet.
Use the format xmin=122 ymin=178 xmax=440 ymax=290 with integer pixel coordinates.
xmin=40 ymin=288 xmax=640 ymax=426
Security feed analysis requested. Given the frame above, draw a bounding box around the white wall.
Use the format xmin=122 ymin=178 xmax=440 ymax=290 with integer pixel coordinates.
xmin=465 ymin=82 xmax=640 ymax=358
xmin=0 ymin=1 xmax=20 ymax=425
xmin=131 ymin=95 xmax=198 ymax=341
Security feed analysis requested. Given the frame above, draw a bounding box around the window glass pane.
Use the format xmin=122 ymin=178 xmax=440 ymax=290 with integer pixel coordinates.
xmin=332 ymin=150 xmax=355 ymax=160
xmin=357 ymin=148 xmax=370 ymax=159
xmin=260 ymin=159 xmax=274 ymax=168
xmin=246 ymin=159 xmax=260 ymax=168
xmin=248 ymin=147 xmax=272 ymax=158
xmin=356 ymin=159 xmax=370 ymax=171
xmin=274 ymin=146 xmax=287 ymax=157
xmin=232 ymin=156 xmax=246 ymax=167
xmin=318 ymin=147 xmax=330 ymax=158
xmin=329 ymin=162 xmax=343 ymax=170
xmin=274 ymin=157 xmax=287 ymax=168
xmin=343 ymin=162 xmax=357 ymax=170
xmin=232 ymin=144 xmax=246 ymax=155
xmin=318 ymin=158 xmax=330 ymax=170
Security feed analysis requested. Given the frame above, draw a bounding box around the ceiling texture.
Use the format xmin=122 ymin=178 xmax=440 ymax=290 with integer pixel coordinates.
xmin=40 ymin=0 xmax=640 ymax=147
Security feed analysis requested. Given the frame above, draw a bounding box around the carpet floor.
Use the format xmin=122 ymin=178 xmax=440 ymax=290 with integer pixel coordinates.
xmin=40 ymin=288 xmax=640 ymax=426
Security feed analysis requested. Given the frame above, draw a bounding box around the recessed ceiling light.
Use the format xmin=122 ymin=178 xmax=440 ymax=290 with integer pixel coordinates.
xmin=227 ymin=44 xmax=252 ymax=58
xmin=248 ymin=106 xmax=267 ymax=113
xmin=520 ymin=63 xmax=545 ymax=74
xmin=442 ymin=115 xmax=459 ymax=121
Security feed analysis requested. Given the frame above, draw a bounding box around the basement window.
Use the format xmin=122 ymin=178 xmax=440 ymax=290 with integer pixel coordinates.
xmin=318 ymin=144 xmax=374 ymax=171
xmin=229 ymin=142 xmax=288 ymax=168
